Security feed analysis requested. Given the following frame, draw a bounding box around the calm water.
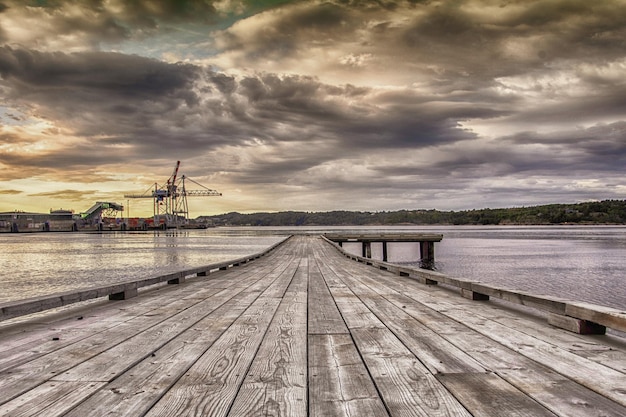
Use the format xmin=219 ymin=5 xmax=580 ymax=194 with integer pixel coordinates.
xmin=338 ymin=225 xmax=626 ymax=310
xmin=0 ymin=229 xmax=287 ymax=303
xmin=0 ymin=226 xmax=624 ymax=310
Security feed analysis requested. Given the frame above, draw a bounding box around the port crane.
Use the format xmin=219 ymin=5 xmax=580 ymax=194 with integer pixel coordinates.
xmin=124 ymin=161 xmax=221 ymax=228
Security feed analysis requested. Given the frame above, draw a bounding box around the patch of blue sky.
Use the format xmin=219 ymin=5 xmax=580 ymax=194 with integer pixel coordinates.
xmin=100 ymin=21 xmax=226 ymax=62
xmin=0 ymin=106 xmax=29 ymax=126
xmin=99 ymin=1 xmax=295 ymax=61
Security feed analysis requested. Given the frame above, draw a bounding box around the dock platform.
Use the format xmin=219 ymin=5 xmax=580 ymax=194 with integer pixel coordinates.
xmin=1 ymin=235 xmax=625 ymax=416
xmin=324 ymin=232 xmax=443 ymax=268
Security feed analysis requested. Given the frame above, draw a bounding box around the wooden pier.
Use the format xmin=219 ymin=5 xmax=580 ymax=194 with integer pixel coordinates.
xmin=324 ymin=232 xmax=443 ymax=269
xmin=1 ymin=235 xmax=625 ymax=416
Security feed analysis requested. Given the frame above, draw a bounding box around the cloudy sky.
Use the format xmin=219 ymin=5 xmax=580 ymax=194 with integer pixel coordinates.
xmin=0 ymin=0 xmax=625 ymax=216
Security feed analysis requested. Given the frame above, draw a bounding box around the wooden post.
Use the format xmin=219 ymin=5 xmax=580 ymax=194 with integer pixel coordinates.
xmin=167 ymin=274 xmax=185 ymax=285
xmin=109 ymin=284 xmax=138 ymax=300
xmin=362 ymin=241 xmax=372 ymax=258
xmin=382 ymin=242 xmax=388 ymax=262
xmin=548 ymin=313 xmax=607 ymax=335
xmin=419 ymin=241 xmax=435 ymax=270
xmin=461 ymin=289 xmax=489 ymax=301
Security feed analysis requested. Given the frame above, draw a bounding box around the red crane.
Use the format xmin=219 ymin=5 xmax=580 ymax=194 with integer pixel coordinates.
xmin=124 ymin=161 xmax=221 ymax=228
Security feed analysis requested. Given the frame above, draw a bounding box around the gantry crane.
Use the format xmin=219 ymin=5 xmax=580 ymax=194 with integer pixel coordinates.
xmin=124 ymin=161 xmax=221 ymax=228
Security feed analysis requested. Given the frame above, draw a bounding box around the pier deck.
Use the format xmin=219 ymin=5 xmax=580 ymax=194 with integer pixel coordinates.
xmin=1 ymin=235 xmax=625 ymax=416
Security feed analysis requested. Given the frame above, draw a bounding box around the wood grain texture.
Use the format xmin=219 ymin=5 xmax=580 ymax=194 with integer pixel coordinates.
xmin=309 ymin=334 xmax=388 ymax=417
xmin=1 ymin=235 xmax=625 ymax=417
xmin=437 ymin=373 xmax=557 ymax=417
xmin=307 ymin=257 xmax=349 ymax=335
xmin=351 ymin=327 xmax=472 ymax=417
xmin=227 ymin=292 xmax=308 ymax=417
xmin=143 ymin=297 xmax=281 ymax=417
xmin=63 ymin=289 xmax=265 ymax=417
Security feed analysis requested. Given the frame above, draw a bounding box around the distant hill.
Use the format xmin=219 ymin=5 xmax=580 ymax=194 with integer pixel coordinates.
xmin=198 ymin=200 xmax=626 ymax=226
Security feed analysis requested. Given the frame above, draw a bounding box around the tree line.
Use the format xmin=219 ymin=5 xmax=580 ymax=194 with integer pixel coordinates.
xmin=198 ymin=199 xmax=626 ymax=226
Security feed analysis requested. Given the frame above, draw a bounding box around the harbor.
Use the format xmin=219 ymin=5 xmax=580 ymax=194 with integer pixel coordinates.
xmin=0 ymin=207 xmax=211 ymax=233
xmin=1 ymin=234 xmax=625 ymax=416
xmin=0 ymin=161 xmax=222 ymax=233
xmin=3 ymin=2 xmax=625 ymax=415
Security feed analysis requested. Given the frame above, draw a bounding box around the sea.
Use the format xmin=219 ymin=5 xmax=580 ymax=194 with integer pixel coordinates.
xmin=0 ymin=225 xmax=624 ymax=310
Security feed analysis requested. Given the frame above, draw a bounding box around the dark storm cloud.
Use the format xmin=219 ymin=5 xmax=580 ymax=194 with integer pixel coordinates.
xmin=109 ymin=0 xmax=221 ymax=22
xmin=401 ymin=121 xmax=626 ymax=187
xmin=0 ymin=141 xmax=126 ymax=168
xmin=498 ymin=82 xmax=626 ymax=127
xmin=0 ymin=46 xmax=202 ymax=152
xmin=0 ymin=3 xmax=6 ymax=43
xmin=216 ymin=2 xmax=360 ymax=62
xmin=395 ymin=0 xmax=626 ymax=92
xmin=0 ymin=46 xmax=198 ymax=98
xmin=504 ymin=121 xmax=626 ymax=166
xmin=0 ymin=0 xmax=223 ymax=44
xmin=1 ymin=0 xmax=625 ymax=211
xmin=0 ymin=43 xmax=481 ymax=176
xmin=234 ymin=72 xmax=487 ymax=150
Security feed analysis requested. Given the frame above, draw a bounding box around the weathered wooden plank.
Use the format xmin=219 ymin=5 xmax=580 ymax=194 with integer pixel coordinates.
xmin=314 ymin=256 xmax=387 ymax=330
xmin=483 ymin=306 xmax=626 ymax=374
xmin=380 ymin=290 xmax=626 ymax=417
xmin=437 ymin=306 xmax=626 ymax=406
xmin=0 ymin=381 xmax=106 ymax=417
xmin=227 ymin=291 xmax=308 ymax=417
xmin=324 ymin=233 xmax=443 ymax=242
xmin=62 ymin=289 xmax=265 ymax=417
xmin=411 ymin=284 xmax=626 ymax=375
xmin=437 ymin=373 xmax=557 ymax=417
xmin=318 ymin=252 xmax=486 ymax=375
xmin=334 ymin=298 xmax=389 ymax=330
xmin=54 ymin=255 xmax=293 ymax=381
xmin=565 ymin=302 xmax=626 ymax=333
xmin=0 ymin=256 xmax=279 ymax=370
xmin=309 ymin=334 xmax=389 ymax=417
xmin=351 ymin=327 xmax=472 ymax=417
xmin=50 ymin=287 xmax=238 ymax=383
xmin=314 ymin=243 xmax=626 ymax=417
xmin=0 ymin=306 xmax=119 ymax=372
xmin=143 ymin=297 xmax=281 ymax=417
xmin=496 ymin=365 xmax=626 ymax=417
xmin=259 ymin=257 xmax=300 ymax=299
xmin=307 ymin=257 xmax=349 ymax=335
xmin=547 ymin=312 xmax=606 ymax=334
xmin=0 ymin=236 xmax=291 ymax=322
xmin=285 ymin=258 xmax=309 ymax=295
xmin=371 ymin=309 xmax=485 ymax=375
xmin=0 ymin=299 xmax=196 ymax=404
xmin=0 ymin=255 xmax=289 ymax=403
xmin=469 ymin=284 xmax=569 ymax=315
xmin=2 ymin=235 xmax=626 ymax=417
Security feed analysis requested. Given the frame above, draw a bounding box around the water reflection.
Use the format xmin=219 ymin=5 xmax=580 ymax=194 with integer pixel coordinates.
xmin=340 ymin=227 xmax=626 ymax=309
xmin=0 ymin=230 xmax=285 ymax=302
xmin=1 ymin=226 xmax=624 ymax=309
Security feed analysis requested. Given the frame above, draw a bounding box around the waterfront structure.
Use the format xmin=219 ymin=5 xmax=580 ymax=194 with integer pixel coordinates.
xmin=0 ymin=209 xmax=75 ymax=232
xmin=1 ymin=235 xmax=625 ymax=416
xmin=124 ymin=160 xmax=221 ymax=228
xmin=325 ymin=232 xmax=443 ymax=269
xmin=0 ymin=202 xmax=125 ymax=232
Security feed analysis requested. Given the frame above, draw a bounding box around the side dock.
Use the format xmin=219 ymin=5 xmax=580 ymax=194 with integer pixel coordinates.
xmin=1 ymin=235 xmax=625 ymax=416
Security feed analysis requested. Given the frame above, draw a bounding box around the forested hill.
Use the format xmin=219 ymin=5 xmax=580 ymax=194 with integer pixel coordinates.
xmin=199 ymin=200 xmax=626 ymax=226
